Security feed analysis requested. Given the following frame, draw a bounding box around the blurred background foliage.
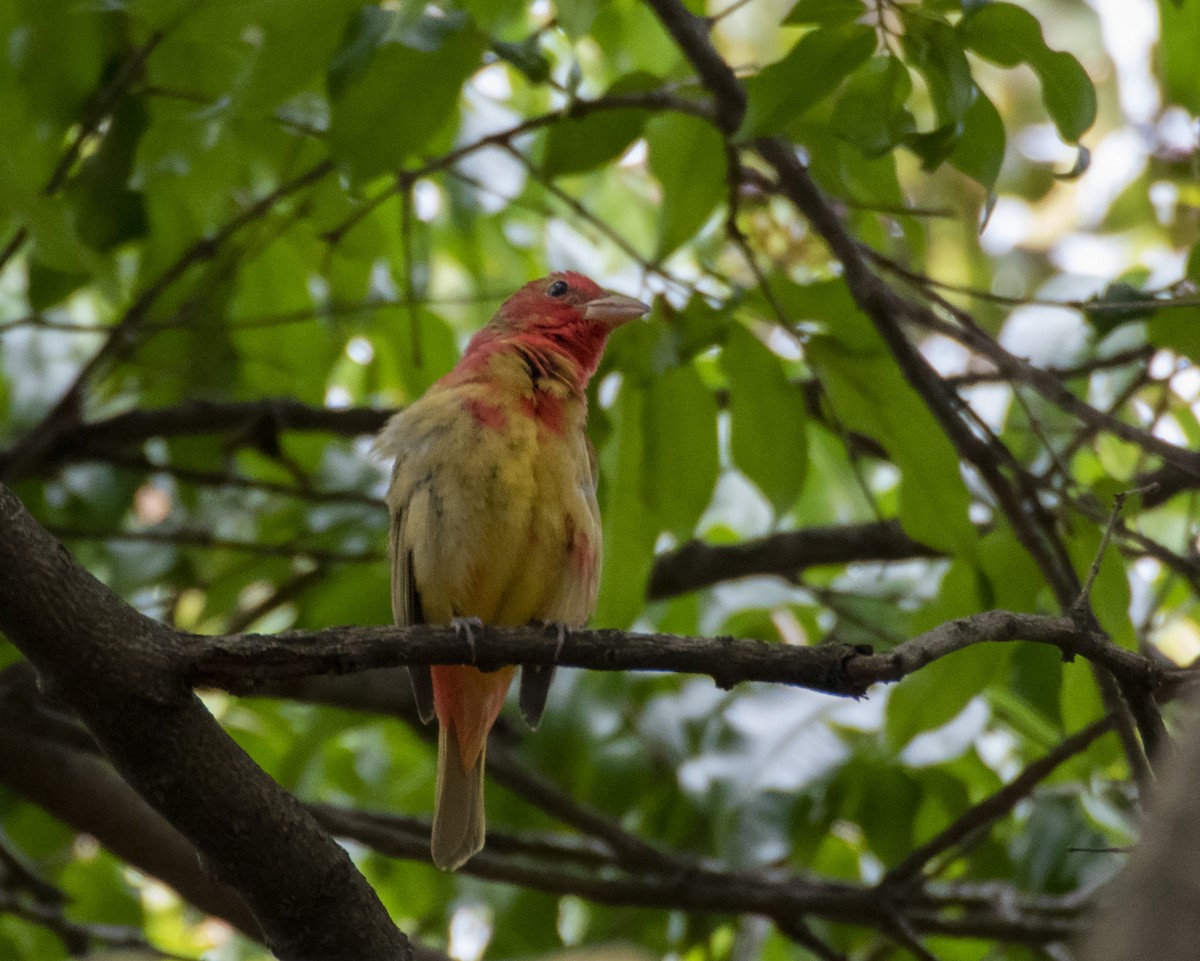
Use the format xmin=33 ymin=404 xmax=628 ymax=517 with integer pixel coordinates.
xmin=1 ymin=0 xmax=1199 ymax=958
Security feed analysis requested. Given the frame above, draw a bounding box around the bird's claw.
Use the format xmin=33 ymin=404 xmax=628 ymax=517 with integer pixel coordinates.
xmin=550 ymin=621 xmax=569 ymax=661
xmin=451 ymin=616 xmax=484 ymax=664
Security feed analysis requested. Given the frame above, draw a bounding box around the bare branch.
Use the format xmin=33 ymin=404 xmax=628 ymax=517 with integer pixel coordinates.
xmin=1074 ymin=485 xmax=1160 ymax=611
xmin=649 ymin=521 xmax=940 ymax=599
xmin=0 ymin=398 xmax=390 ymax=479
xmin=879 ymin=718 xmax=1114 ymax=888
xmin=186 ymin=610 xmax=1167 ymax=702
xmin=644 ymin=0 xmax=746 ymax=133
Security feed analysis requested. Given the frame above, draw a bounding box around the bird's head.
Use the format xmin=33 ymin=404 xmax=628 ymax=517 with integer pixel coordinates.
xmin=496 ymin=272 xmax=650 ymax=333
xmin=480 ymin=271 xmax=650 ymax=381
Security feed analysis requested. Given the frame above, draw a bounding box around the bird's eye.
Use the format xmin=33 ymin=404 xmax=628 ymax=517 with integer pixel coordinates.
xmin=547 ymin=279 xmax=569 ymax=298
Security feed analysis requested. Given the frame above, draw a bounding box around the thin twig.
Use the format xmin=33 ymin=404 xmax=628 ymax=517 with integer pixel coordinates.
xmin=1074 ymin=484 xmax=1160 ymax=612
xmin=880 ymin=719 xmax=1113 ymax=888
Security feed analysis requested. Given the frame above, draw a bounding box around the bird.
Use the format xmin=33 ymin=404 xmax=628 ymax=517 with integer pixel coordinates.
xmin=375 ymin=271 xmax=650 ymax=871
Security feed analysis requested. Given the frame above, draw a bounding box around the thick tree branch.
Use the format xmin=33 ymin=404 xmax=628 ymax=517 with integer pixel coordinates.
xmin=0 ymin=665 xmax=261 ymax=940
xmin=0 ymin=484 xmax=407 ymax=961
xmin=0 ymin=664 xmax=455 ymax=960
xmin=1083 ymin=695 xmax=1200 ymax=961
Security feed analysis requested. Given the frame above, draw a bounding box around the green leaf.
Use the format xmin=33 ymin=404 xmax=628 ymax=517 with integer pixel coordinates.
xmin=645 ymin=113 xmax=726 ymax=257
xmin=461 ymin=0 xmax=528 ymax=30
xmin=1150 ymin=311 xmax=1200 ymax=358
xmin=903 ymin=123 xmax=962 ymax=172
xmin=847 ymin=761 xmax=922 ymax=864
xmin=785 ymin=0 xmax=867 ymax=26
xmin=556 ymin=0 xmax=600 ymax=38
xmin=801 ymin=284 xmax=972 ymax=552
xmin=492 ymin=36 xmax=552 ymax=84
xmin=231 ymin=243 xmax=337 ymax=402
xmin=959 ymin=2 xmax=1097 ymax=142
xmin=1059 ymin=656 xmax=1111 ymax=738
xmin=722 ymin=325 xmax=808 ymax=513
xmin=901 ymin=14 xmax=973 ymax=126
xmin=948 ymin=86 xmax=1005 ymax=192
xmin=595 ymin=383 xmax=659 ymax=627
xmin=66 ymin=98 xmax=148 ymax=253
xmin=542 ymin=73 xmax=659 ymax=177
xmin=738 ymin=24 xmax=877 ymax=139
xmin=238 ymin=0 xmax=363 ymax=115
xmin=26 ymin=258 xmax=91 ymax=310
xmin=374 ymin=307 xmax=460 ymax=400
xmin=643 ymin=363 xmax=719 ymax=537
xmin=833 ymin=56 xmax=915 ymax=157
xmin=328 ymin=8 xmax=485 ymax=181
xmin=1007 ymin=643 xmax=1065 ymax=732
xmin=1159 ymin=0 xmax=1200 ymax=112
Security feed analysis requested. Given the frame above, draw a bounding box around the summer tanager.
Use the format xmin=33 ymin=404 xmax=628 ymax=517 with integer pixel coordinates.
xmin=376 ymin=272 xmax=649 ymax=870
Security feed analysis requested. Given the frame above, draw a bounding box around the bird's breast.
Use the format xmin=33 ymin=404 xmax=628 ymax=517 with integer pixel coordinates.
xmin=385 ymin=381 xmax=600 ymax=626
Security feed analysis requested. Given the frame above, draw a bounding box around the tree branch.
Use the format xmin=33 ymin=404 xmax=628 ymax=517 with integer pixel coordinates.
xmin=185 ymin=610 xmax=1167 ymax=702
xmin=0 ymin=160 xmax=336 ymax=485
xmin=0 ymin=663 xmax=262 ymax=939
xmin=0 ymin=398 xmax=390 ymax=480
xmin=879 ymin=718 xmax=1114 ymax=888
xmin=0 ymin=484 xmax=407 ymax=961
xmin=1083 ymin=695 xmax=1200 ymax=961
xmin=649 ymin=521 xmax=940 ymax=599
xmin=643 ymin=0 xmax=746 ymax=134
xmin=643 ymin=0 xmax=1165 ymax=773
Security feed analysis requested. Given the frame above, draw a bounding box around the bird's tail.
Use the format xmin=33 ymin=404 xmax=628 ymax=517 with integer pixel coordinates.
xmin=429 ymin=664 xmax=515 ymax=871
xmin=432 ymin=720 xmax=486 ymax=871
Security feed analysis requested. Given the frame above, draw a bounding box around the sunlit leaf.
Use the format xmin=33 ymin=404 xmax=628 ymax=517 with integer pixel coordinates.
xmin=948 ymin=86 xmax=1006 ymax=192
xmin=646 ymin=113 xmax=727 ymax=256
xmin=785 ymin=0 xmax=867 ymax=26
xmin=542 ymin=73 xmax=659 ymax=177
xmin=738 ymin=24 xmax=877 ymax=139
xmin=959 ymin=2 xmax=1097 ymax=142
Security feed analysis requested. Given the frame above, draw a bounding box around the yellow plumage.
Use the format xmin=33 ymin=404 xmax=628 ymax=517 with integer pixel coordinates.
xmin=376 ymin=272 xmax=647 ymax=871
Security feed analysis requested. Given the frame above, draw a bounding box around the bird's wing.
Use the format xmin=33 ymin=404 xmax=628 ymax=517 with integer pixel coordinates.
xmin=388 ymin=473 xmax=436 ymax=724
xmin=518 ymin=433 xmax=603 ymax=729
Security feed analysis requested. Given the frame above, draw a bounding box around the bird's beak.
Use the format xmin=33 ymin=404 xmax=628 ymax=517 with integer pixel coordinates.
xmin=583 ymin=292 xmax=651 ymax=326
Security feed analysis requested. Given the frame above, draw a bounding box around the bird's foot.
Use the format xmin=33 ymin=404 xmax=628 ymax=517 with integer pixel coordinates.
xmin=548 ymin=621 xmax=569 ymax=661
xmin=451 ymin=616 xmax=484 ymax=664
